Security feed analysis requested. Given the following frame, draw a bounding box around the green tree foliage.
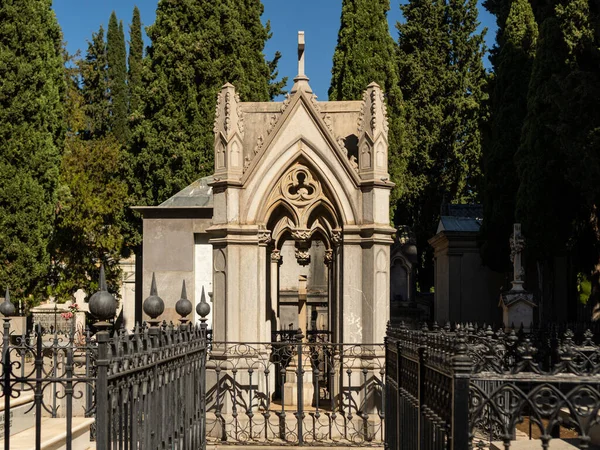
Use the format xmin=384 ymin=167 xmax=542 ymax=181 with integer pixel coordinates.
xmin=107 ymin=12 xmax=129 ymax=144
xmin=128 ymin=6 xmax=143 ymax=115
xmin=329 ymin=0 xmax=405 ymax=219
xmin=397 ymin=0 xmax=488 ymax=290
xmin=80 ymin=26 xmax=109 ymax=139
xmin=480 ymin=0 xmax=538 ymax=271
xmin=48 ymin=34 xmax=127 ymax=300
xmin=516 ymin=14 xmax=583 ymax=260
xmin=51 ymin=132 xmax=127 ymax=299
xmin=0 ymin=0 xmax=65 ymax=301
xmin=131 ymin=0 xmax=286 ymax=207
xmin=516 ymin=0 xmax=600 ymax=305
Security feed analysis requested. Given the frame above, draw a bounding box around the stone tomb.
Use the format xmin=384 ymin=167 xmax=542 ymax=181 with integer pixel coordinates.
xmin=136 ymin=32 xmax=395 ymax=345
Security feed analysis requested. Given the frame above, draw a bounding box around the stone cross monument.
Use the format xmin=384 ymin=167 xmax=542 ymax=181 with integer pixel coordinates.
xmin=509 ymin=223 xmax=525 ymax=291
xmin=499 ymin=223 xmax=536 ymax=329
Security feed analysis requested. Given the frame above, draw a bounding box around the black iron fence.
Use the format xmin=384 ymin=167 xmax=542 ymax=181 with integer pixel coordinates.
xmin=0 ymin=270 xmax=210 ymax=450
xmin=206 ymin=333 xmax=385 ymax=446
xmin=0 ymin=318 xmax=209 ymax=450
xmin=385 ymin=322 xmax=600 ymax=450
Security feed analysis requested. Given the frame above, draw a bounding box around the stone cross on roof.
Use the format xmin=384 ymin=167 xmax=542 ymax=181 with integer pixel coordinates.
xmin=291 ymin=31 xmax=312 ymax=94
xmin=298 ymin=31 xmax=305 ymax=77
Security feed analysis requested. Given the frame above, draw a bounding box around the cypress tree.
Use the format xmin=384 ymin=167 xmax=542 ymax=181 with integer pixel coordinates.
xmin=515 ymin=14 xmax=575 ymax=260
xmin=233 ymin=0 xmax=287 ymax=101
xmin=515 ymin=0 xmax=600 ymax=316
xmin=128 ymin=6 xmax=143 ymax=115
xmin=107 ymin=12 xmax=129 ymax=143
xmin=80 ymin=26 xmax=109 ymax=139
xmin=480 ymin=0 xmax=538 ymax=271
xmin=49 ymin=37 xmax=127 ymax=300
xmin=0 ymin=0 xmax=65 ymax=300
xmin=397 ymin=0 xmax=487 ymax=290
xmin=329 ymin=0 xmax=405 ymax=219
xmin=132 ymin=0 xmax=285 ymax=207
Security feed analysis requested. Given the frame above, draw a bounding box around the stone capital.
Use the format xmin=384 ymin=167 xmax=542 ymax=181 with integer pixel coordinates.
xmin=258 ymin=230 xmax=272 ymax=246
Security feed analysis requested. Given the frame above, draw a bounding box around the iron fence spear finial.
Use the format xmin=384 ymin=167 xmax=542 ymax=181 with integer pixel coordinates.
xmin=196 ymin=286 xmax=210 ymax=322
xmin=176 ymin=280 xmax=193 ymax=327
xmin=89 ymin=265 xmax=117 ymax=323
xmin=0 ymin=288 xmax=15 ymax=318
xmin=143 ymin=273 xmax=164 ymax=328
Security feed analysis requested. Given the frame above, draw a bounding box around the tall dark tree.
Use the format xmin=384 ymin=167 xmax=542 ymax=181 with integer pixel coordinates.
xmin=329 ymin=0 xmax=405 ymax=219
xmin=131 ymin=0 xmax=286 ymax=207
xmin=49 ymin=39 xmax=127 ymax=300
xmin=80 ymin=26 xmax=109 ymax=139
xmin=235 ymin=0 xmax=287 ymax=100
xmin=107 ymin=12 xmax=129 ymax=143
xmin=480 ymin=0 xmax=538 ymax=271
xmin=128 ymin=6 xmax=144 ymax=115
xmin=515 ymin=0 xmax=600 ymax=318
xmin=397 ymin=0 xmax=487 ymax=291
xmin=0 ymin=0 xmax=65 ymax=301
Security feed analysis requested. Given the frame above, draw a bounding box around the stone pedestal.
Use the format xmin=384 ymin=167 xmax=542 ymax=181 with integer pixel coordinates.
xmin=283 ymin=353 xmax=315 ymax=407
xmin=499 ymin=290 xmax=536 ymax=330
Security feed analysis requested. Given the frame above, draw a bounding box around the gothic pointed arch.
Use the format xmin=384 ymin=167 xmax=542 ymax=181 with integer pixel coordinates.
xmin=261 ymin=158 xmax=343 ymax=233
xmin=244 ymin=141 xmax=357 ymax=226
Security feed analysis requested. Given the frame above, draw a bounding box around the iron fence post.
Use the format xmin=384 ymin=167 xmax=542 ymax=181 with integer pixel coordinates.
xmin=95 ymin=325 xmax=111 ymax=450
xmin=197 ymin=286 xmax=210 ymax=450
xmin=200 ymin=321 xmax=207 ymax=450
xmin=417 ymin=345 xmax=426 ymax=450
xmin=451 ymin=330 xmax=471 ymax=450
xmin=296 ymin=329 xmax=304 ymax=445
xmin=3 ymin=318 xmax=11 ymax=450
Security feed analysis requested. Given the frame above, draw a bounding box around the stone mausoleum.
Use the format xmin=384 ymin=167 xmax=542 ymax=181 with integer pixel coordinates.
xmin=135 ymin=33 xmax=397 ymax=343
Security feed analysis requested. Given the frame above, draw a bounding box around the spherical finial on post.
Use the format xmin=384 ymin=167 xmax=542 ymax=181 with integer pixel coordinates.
xmin=0 ymin=288 xmax=15 ymax=318
xmin=143 ymin=273 xmax=164 ymax=327
xmin=88 ymin=265 xmax=117 ymax=326
xmin=175 ymin=280 xmax=193 ymax=325
xmin=196 ymin=286 xmax=210 ymax=322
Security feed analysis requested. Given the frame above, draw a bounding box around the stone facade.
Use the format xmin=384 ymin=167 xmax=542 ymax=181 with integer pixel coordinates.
xmin=135 ymin=35 xmax=394 ymax=343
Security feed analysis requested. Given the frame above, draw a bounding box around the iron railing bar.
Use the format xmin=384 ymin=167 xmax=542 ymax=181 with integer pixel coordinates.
xmin=3 ymin=320 xmax=11 ymax=450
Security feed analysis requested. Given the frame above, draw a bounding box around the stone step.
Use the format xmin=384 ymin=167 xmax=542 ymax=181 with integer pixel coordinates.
xmin=0 ymin=417 xmax=94 ymax=450
xmin=0 ymin=392 xmax=35 ymax=438
xmin=490 ymin=439 xmax=590 ymax=449
xmin=0 ymin=392 xmax=35 ymax=412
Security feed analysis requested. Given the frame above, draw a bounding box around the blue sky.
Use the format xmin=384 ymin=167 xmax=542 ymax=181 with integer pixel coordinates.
xmin=53 ymin=0 xmax=497 ymax=100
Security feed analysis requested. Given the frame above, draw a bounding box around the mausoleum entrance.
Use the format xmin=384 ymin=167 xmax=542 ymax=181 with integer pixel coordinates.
xmin=265 ymin=161 xmax=340 ymax=342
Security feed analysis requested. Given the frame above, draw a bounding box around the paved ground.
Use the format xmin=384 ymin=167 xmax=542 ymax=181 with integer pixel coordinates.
xmin=207 ymin=446 xmax=384 ymax=450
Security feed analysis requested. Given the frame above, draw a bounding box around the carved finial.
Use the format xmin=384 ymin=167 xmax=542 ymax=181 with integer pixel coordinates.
xmin=357 ymin=82 xmax=389 ymax=178
xmin=214 ymin=83 xmax=244 ymax=177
